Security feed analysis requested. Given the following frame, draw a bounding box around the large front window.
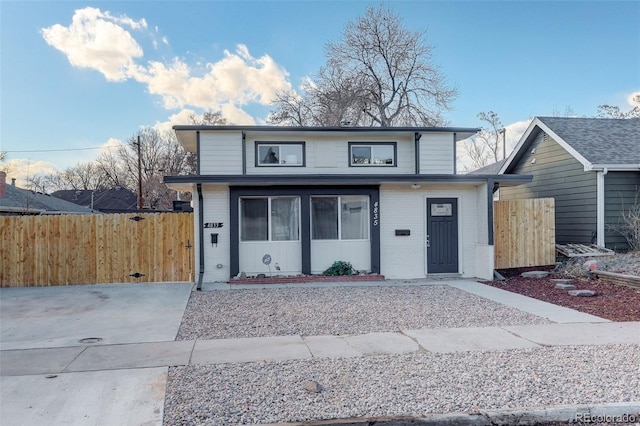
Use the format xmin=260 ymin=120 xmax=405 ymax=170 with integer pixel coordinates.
xmin=311 ymin=196 xmax=369 ymax=240
xmin=240 ymin=197 xmax=300 ymax=241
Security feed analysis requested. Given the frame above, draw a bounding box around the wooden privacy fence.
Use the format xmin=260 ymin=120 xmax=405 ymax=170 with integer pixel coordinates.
xmin=494 ymin=198 xmax=556 ymax=269
xmin=0 ymin=213 xmax=194 ymax=287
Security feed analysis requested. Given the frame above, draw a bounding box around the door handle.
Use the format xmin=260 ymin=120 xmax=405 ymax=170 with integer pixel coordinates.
xmin=426 ymin=234 xmax=430 ymax=248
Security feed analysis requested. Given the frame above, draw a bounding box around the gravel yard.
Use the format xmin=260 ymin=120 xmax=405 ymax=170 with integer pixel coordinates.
xmin=164 ymin=344 xmax=640 ymax=425
xmin=176 ymin=284 xmax=552 ymax=340
xmin=168 ymin=282 xmax=639 ymax=425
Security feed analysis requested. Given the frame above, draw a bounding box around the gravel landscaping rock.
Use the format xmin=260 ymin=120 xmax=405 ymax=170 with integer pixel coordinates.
xmin=163 ymin=344 xmax=640 ymax=425
xmin=176 ymin=285 xmax=551 ymax=340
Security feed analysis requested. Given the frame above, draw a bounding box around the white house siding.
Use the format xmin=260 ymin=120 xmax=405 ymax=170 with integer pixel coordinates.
xmin=310 ymin=240 xmax=371 ymax=274
xmin=240 ymin=241 xmax=302 ymax=276
xmin=245 ymin=134 xmax=415 ymax=175
xmin=200 ymin=185 xmax=231 ymax=282
xmin=379 ymin=184 xmax=491 ymax=279
xmin=199 ymin=132 xmax=243 ymax=175
xmin=418 ymin=133 xmax=455 ymax=174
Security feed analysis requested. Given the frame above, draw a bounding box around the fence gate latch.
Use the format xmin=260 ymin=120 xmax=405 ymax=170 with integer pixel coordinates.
xmin=129 ymin=272 xmax=145 ymax=278
xmin=129 ymin=216 xmax=145 ymax=222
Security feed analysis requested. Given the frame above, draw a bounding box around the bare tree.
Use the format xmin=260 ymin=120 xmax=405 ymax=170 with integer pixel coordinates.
xmin=596 ymin=94 xmax=640 ymax=119
xmin=459 ymin=111 xmax=505 ymax=171
xmin=189 ymin=109 xmax=228 ymax=125
xmin=269 ymin=5 xmax=456 ymax=127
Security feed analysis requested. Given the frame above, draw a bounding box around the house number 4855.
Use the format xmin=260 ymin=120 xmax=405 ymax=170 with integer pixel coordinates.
xmin=373 ymin=201 xmax=379 ymax=226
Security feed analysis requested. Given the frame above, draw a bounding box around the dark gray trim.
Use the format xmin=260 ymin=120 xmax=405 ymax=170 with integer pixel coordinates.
xmin=229 ymin=186 xmax=380 ymax=278
xmin=196 ymin=183 xmax=205 ymax=290
xmin=487 ymin=178 xmax=495 ymax=246
xmin=165 ymin=173 xmax=532 ymax=186
xmin=174 ymin=124 xmax=480 ymax=134
xmin=241 ymin=131 xmax=247 ymax=175
xmin=348 ymin=142 xmax=397 ymax=167
xmin=196 ymin=131 xmax=201 ymax=175
xmin=254 ymin=141 xmax=306 ymax=167
xmin=453 ymin=133 xmax=457 ymax=175
xmin=414 ymin=132 xmax=422 ymax=174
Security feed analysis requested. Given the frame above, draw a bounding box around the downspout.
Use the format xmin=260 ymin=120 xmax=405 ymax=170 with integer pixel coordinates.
xmin=414 ymin=132 xmax=422 ymax=174
xmin=596 ymin=167 xmax=608 ymax=247
xmin=452 ymin=133 xmax=457 ymax=174
xmin=196 ymin=183 xmax=205 ymax=291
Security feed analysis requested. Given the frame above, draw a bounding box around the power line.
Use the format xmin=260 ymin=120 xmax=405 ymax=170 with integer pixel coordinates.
xmin=4 ymin=145 xmax=123 ymax=154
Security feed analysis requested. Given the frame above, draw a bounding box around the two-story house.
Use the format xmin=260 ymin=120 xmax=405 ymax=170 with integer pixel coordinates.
xmin=164 ymin=126 xmax=530 ymax=286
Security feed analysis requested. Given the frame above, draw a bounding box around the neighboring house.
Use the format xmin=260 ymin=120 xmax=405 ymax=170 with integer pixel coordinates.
xmin=0 ymin=172 xmax=93 ymax=215
xmin=52 ymin=187 xmax=138 ymax=213
xmin=499 ymin=117 xmax=640 ymax=251
xmin=164 ymin=125 xmax=531 ymax=284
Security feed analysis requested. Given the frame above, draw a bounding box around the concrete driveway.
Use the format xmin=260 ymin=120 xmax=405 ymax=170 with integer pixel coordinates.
xmin=0 ymin=282 xmax=192 ymax=426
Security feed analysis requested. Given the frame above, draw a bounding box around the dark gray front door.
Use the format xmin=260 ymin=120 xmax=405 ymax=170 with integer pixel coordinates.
xmin=427 ymin=198 xmax=458 ymax=273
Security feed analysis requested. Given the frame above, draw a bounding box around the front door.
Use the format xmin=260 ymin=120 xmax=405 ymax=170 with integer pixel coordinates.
xmin=427 ymin=198 xmax=458 ymax=273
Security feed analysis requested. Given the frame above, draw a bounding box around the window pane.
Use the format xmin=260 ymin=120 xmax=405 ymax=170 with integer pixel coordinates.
xmin=280 ymin=145 xmax=302 ymax=165
xmin=351 ymin=146 xmax=371 ymax=164
xmin=372 ymin=145 xmax=394 ymax=165
xmin=311 ymin=197 xmax=338 ymax=240
xmin=258 ymin=145 xmax=279 ymax=164
xmin=271 ymin=197 xmax=300 ymax=241
xmin=240 ymin=198 xmax=268 ymax=241
xmin=341 ymin=196 xmax=369 ymax=240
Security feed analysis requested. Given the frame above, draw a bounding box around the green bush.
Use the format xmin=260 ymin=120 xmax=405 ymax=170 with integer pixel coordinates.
xmin=322 ymin=261 xmax=355 ymax=276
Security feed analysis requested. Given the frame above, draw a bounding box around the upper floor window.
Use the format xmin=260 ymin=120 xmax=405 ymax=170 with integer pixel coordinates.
xmin=256 ymin=142 xmax=305 ymax=167
xmin=349 ymin=142 xmax=396 ymax=166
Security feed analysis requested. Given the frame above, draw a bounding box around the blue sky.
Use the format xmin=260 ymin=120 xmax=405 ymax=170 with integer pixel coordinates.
xmin=1 ymin=1 xmax=639 ymax=184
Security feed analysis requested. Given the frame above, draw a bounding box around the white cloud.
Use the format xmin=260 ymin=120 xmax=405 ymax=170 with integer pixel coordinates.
xmin=41 ymin=7 xmax=146 ymax=82
xmin=42 ymin=8 xmax=292 ymax=121
xmin=4 ymin=159 xmax=59 ymax=188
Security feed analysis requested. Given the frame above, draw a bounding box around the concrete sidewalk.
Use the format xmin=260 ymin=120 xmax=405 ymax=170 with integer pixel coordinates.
xmin=2 ymin=321 xmax=639 ymax=377
xmin=1 ymin=279 xmax=637 ymax=426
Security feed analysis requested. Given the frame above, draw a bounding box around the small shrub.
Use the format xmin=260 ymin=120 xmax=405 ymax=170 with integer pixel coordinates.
xmin=322 ymin=261 xmax=355 ymax=276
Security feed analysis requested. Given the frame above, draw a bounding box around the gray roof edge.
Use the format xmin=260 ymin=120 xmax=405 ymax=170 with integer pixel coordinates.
xmin=164 ymin=173 xmax=531 ymax=185
xmin=173 ymin=125 xmax=480 ymax=133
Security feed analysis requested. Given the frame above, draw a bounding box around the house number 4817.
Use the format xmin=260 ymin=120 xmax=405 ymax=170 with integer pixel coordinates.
xmin=373 ymin=201 xmax=379 ymax=226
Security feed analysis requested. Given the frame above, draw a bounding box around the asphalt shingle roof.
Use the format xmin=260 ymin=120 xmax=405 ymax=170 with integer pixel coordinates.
xmin=0 ymin=184 xmax=93 ymax=214
xmin=52 ymin=188 xmax=138 ymax=212
xmin=537 ymin=117 xmax=640 ymax=165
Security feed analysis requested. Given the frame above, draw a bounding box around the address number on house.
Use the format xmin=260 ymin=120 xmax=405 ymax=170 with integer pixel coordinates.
xmin=372 ymin=201 xmax=379 ymax=227
xmin=204 ymin=222 xmax=224 ymax=228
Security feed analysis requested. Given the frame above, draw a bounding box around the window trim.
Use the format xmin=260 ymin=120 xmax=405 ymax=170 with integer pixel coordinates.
xmin=239 ymin=196 xmax=301 ymax=242
xmin=255 ymin=141 xmax=306 ymax=167
xmin=348 ymin=142 xmax=397 ymax=167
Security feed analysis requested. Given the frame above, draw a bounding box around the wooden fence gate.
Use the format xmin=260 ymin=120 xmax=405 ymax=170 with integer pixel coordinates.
xmin=494 ymin=198 xmax=556 ymax=269
xmin=0 ymin=213 xmax=194 ymax=287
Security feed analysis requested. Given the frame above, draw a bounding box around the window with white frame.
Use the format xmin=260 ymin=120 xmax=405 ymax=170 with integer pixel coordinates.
xmin=256 ymin=143 xmax=304 ymax=166
xmin=349 ymin=143 xmax=395 ymax=166
xmin=311 ymin=196 xmax=369 ymax=240
xmin=240 ymin=197 xmax=300 ymax=241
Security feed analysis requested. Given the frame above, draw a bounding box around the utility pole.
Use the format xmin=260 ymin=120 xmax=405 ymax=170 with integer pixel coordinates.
xmin=499 ymin=128 xmax=507 ymax=160
xmin=137 ymin=135 xmax=143 ymax=209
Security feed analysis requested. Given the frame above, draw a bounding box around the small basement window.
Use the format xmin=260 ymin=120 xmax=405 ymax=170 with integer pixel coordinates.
xmin=349 ymin=142 xmax=396 ymax=166
xmin=256 ymin=142 xmax=305 ymax=166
